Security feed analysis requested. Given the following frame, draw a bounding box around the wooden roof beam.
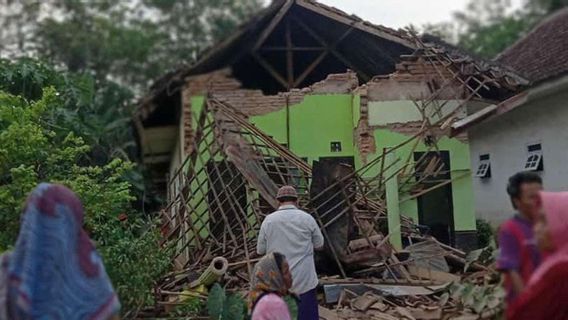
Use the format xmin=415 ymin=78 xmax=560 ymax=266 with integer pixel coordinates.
xmin=293 ymin=17 xmax=371 ymax=82
xmin=253 ymin=0 xmax=294 ymax=51
xmin=252 ymin=52 xmax=289 ymax=89
xmin=295 ymin=0 xmax=415 ymax=49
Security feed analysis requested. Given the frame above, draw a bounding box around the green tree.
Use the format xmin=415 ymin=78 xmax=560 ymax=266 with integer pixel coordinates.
xmin=0 ymin=86 xmax=169 ymax=315
xmin=1 ymin=0 xmax=263 ymax=90
xmin=0 ymin=0 xmax=264 ymax=207
xmin=0 ymin=58 xmax=135 ymax=165
xmin=422 ymin=0 xmax=567 ymax=59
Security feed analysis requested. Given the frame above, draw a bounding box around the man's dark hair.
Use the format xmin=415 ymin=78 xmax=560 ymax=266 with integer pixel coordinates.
xmin=507 ymin=171 xmax=542 ymax=208
xmin=273 ymin=252 xmax=286 ymax=271
xmin=278 ymin=196 xmax=297 ymax=203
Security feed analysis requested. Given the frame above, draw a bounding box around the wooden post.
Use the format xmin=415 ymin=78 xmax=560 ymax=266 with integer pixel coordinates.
xmin=285 ymin=19 xmax=294 ymax=89
xmin=385 ymin=152 xmax=402 ymax=250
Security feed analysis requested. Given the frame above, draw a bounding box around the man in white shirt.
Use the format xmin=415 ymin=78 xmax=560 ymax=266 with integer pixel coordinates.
xmin=257 ymin=186 xmax=324 ymax=320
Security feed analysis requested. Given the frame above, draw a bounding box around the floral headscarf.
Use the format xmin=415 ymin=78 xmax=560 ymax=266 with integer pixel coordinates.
xmin=4 ymin=183 xmax=119 ymax=319
xmin=249 ymin=253 xmax=291 ymax=311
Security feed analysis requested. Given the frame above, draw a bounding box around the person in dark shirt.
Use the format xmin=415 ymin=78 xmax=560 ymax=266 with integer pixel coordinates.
xmin=497 ymin=172 xmax=543 ymax=306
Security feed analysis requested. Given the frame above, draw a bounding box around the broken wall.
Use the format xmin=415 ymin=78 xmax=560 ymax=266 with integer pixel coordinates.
xmin=250 ymin=94 xmax=356 ymax=165
xmin=353 ymin=68 xmax=478 ymax=247
xmin=171 ymin=66 xmax=479 ymax=245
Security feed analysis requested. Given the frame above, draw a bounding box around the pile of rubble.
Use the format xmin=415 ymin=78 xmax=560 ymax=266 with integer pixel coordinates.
xmin=151 ymin=96 xmax=503 ymax=319
xmin=316 ymin=240 xmax=503 ymax=320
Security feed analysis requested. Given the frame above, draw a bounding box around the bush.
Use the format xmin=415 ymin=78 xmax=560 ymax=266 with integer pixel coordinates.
xmin=476 ymin=218 xmax=496 ymax=249
xmin=207 ymin=283 xmax=246 ymax=320
xmin=0 ymin=88 xmax=169 ymax=314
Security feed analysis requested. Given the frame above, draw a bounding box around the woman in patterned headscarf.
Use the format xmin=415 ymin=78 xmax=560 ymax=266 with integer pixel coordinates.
xmin=0 ymin=183 xmax=120 ymax=320
xmin=250 ymin=252 xmax=296 ymax=320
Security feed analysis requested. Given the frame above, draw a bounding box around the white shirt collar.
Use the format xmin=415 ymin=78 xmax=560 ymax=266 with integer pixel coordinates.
xmin=278 ymin=204 xmax=297 ymax=210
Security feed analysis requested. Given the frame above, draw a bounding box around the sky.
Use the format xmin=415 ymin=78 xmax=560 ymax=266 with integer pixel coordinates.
xmin=264 ymin=0 xmax=524 ymax=29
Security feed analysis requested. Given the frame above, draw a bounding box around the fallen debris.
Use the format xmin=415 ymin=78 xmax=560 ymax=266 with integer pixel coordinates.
xmin=189 ymin=257 xmax=229 ymax=288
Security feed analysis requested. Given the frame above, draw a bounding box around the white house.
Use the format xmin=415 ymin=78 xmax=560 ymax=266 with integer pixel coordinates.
xmin=452 ymin=8 xmax=568 ymax=224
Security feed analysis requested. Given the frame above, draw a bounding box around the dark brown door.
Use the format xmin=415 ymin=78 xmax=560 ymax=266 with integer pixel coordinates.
xmin=414 ymin=151 xmax=455 ymax=246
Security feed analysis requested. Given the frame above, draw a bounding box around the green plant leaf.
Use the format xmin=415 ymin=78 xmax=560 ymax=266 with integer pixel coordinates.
xmin=208 ymin=283 xmax=226 ymax=320
xmin=460 ymin=284 xmax=476 ymax=306
xmin=472 ymin=294 xmax=488 ymax=313
xmin=224 ymin=294 xmax=245 ymax=320
xmin=284 ymin=295 xmax=298 ymax=320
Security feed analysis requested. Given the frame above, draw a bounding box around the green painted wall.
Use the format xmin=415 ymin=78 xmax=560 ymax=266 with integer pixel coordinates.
xmin=251 ymin=95 xmax=356 ymax=164
xmin=367 ymin=129 xmax=476 ymax=231
xmin=179 ymin=93 xmax=476 ymax=234
xmin=250 ymin=108 xmax=287 ymax=144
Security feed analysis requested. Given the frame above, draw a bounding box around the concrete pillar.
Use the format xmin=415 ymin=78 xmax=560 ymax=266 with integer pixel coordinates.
xmin=385 ymin=152 xmax=402 ymax=250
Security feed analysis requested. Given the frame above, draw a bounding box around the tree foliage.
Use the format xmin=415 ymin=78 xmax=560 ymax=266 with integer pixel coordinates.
xmin=0 ymin=63 xmax=169 ymax=315
xmin=0 ymin=0 xmax=263 ymax=90
xmin=0 ymin=58 xmax=134 ymax=164
xmin=0 ymin=58 xmax=161 ymax=209
xmin=422 ymin=0 xmax=567 ymax=59
xmin=207 ymin=283 xmax=246 ymax=320
xmin=0 ymin=0 xmax=264 ymax=316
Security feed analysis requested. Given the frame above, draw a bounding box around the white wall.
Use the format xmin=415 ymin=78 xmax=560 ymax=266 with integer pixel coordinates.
xmin=469 ymin=90 xmax=568 ymax=224
xmin=368 ymin=100 xmax=465 ymax=126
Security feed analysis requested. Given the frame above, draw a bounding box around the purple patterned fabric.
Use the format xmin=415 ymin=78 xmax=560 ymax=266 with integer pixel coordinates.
xmin=497 ymin=215 xmax=541 ymax=304
xmin=497 ymin=215 xmax=540 ymax=272
xmin=4 ymin=183 xmax=119 ymax=319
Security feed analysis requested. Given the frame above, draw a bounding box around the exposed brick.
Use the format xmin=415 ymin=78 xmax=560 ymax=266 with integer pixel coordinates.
xmin=309 ymin=70 xmax=359 ymax=93
xmin=181 ymin=69 xmax=360 ymax=157
xmin=365 ymin=58 xmax=466 ymax=102
xmin=354 ymin=85 xmax=375 ymax=164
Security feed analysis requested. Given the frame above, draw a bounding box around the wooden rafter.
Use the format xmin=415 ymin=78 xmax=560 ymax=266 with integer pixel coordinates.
xmin=253 ymin=0 xmax=294 ymax=50
xmin=291 ymin=20 xmax=355 ymax=87
xmin=252 ymin=52 xmax=289 ymax=88
xmin=260 ymin=46 xmax=325 ymax=51
xmin=286 ymin=19 xmax=294 ymax=88
xmin=293 ymin=50 xmax=328 ymax=87
xmin=294 ymin=0 xmax=415 ymax=49
xmin=292 ymin=17 xmax=371 ymax=82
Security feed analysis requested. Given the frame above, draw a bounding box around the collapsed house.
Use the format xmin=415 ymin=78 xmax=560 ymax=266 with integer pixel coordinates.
xmin=134 ymin=0 xmax=527 ymax=318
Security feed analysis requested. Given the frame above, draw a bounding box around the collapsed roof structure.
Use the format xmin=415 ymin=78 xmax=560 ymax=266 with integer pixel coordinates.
xmin=134 ymin=0 xmax=530 ymax=318
xmin=147 ymin=32 xmax=522 ymax=318
xmin=135 ymin=0 xmax=525 ymax=179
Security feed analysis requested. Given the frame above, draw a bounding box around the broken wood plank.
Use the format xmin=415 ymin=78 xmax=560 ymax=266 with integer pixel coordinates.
xmin=318 ymin=306 xmax=340 ymax=320
xmin=369 ymin=312 xmax=399 ymax=320
xmin=350 ymin=292 xmax=380 ymax=311
xmin=395 ymin=306 xmax=417 ymax=320
xmin=408 ymin=307 xmax=443 ymax=320
xmin=365 ymin=283 xmax=449 ymax=297
xmin=407 ymin=266 xmax=460 ymax=284
xmin=323 ymin=284 xmax=373 ymax=304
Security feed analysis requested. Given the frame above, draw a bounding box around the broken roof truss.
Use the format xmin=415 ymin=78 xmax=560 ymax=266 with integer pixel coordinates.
xmin=154 ymin=35 xmax=509 ymax=317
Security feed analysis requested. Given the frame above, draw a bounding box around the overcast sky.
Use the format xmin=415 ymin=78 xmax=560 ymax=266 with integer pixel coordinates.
xmin=266 ymin=0 xmax=524 ymax=29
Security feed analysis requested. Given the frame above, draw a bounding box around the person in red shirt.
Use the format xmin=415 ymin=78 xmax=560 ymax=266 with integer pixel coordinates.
xmin=508 ymin=191 xmax=568 ymax=320
xmin=497 ymin=172 xmax=543 ymax=306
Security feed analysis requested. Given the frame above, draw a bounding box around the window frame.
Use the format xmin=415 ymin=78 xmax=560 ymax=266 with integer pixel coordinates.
xmin=524 ymin=143 xmax=543 ymax=172
xmin=475 ymin=154 xmax=491 ymax=178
